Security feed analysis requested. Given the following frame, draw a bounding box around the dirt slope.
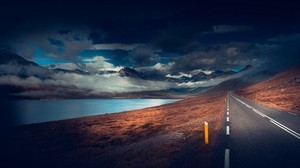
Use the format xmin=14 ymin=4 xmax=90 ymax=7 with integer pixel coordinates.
xmin=236 ymin=66 xmax=300 ymax=114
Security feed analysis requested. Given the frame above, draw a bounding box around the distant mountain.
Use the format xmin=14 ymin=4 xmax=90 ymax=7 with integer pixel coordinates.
xmin=239 ymin=64 xmax=253 ymax=72
xmin=97 ymin=70 xmax=117 ymax=75
xmin=0 ymin=49 xmax=38 ymax=66
xmin=177 ymin=68 xmax=243 ymax=83
xmin=0 ymin=49 xmax=49 ymax=78
xmin=0 ymin=50 xmax=49 ymax=99
xmin=214 ymin=69 xmax=224 ymax=75
xmin=53 ymin=68 xmax=90 ymax=75
xmin=118 ymin=67 xmax=146 ymax=79
xmin=203 ymin=78 xmax=252 ymax=94
xmin=190 ymin=72 xmax=208 ymax=81
xmin=210 ymin=69 xmax=236 ymax=78
xmin=201 ymin=67 xmax=273 ymax=94
xmin=165 ymin=66 xmax=254 ymax=84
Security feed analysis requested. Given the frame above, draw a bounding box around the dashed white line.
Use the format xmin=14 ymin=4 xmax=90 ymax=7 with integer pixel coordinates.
xmin=224 ymin=149 xmax=230 ymax=168
xmin=226 ymin=117 xmax=229 ymax=122
xmin=226 ymin=126 xmax=230 ymax=135
xmin=227 ymin=112 xmax=229 ymax=115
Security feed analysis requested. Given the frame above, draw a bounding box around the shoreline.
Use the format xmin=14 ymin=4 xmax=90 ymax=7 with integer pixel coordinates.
xmin=8 ymin=92 xmax=226 ymax=168
xmin=11 ymin=98 xmax=182 ymax=126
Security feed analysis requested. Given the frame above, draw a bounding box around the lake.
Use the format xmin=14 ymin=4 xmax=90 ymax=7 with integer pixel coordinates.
xmin=10 ymin=99 xmax=180 ymax=125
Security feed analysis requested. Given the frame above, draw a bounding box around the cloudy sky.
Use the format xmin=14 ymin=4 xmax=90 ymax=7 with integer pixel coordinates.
xmin=0 ymin=0 xmax=300 ymax=96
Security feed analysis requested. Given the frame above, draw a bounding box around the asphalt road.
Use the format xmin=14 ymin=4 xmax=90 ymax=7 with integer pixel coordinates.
xmin=218 ymin=91 xmax=300 ymax=168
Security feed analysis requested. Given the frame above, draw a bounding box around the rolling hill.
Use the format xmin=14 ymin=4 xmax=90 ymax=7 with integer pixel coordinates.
xmin=236 ymin=66 xmax=300 ymax=113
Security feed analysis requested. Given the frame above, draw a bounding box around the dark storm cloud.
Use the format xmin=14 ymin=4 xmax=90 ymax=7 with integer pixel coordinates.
xmin=128 ymin=46 xmax=160 ymax=67
xmin=6 ymin=28 xmax=93 ymax=69
xmin=1 ymin=0 xmax=300 ymax=98
xmin=212 ymin=25 xmax=254 ymax=34
xmin=58 ymin=30 xmax=71 ymax=35
xmin=47 ymin=38 xmax=64 ymax=47
xmin=168 ymin=32 xmax=300 ymax=73
xmin=168 ymin=42 xmax=261 ymax=72
xmin=264 ymin=33 xmax=300 ymax=69
xmin=150 ymin=28 xmax=201 ymax=54
xmin=0 ymin=0 xmax=299 ymax=73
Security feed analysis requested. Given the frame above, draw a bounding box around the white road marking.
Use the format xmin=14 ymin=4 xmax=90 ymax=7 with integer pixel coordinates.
xmin=226 ymin=126 xmax=230 ymax=135
xmin=270 ymin=120 xmax=300 ymax=139
xmin=288 ymin=112 xmax=297 ymax=116
xmin=226 ymin=117 xmax=229 ymax=122
xmin=227 ymin=112 xmax=229 ymax=115
xmin=224 ymin=149 xmax=230 ymax=168
xmin=230 ymin=93 xmax=300 ymax=140
xmin=252 ymin=109 xmax=266 ymax=118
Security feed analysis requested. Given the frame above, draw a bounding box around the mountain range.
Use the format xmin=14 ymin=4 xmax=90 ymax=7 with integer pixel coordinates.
xmin=0 ymin=49 xmax=260 ymax=99
xmin=117 ymin=65 xmax=253 ymax=83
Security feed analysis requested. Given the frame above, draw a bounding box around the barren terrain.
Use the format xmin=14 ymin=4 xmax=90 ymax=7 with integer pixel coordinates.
xmin=236 ymin=66 xmax=300 ymax=114
xmin=8 ymin=93 xmax=226 ymax=168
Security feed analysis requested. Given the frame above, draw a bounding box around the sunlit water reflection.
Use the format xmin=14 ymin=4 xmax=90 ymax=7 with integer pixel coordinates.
xmin=11 ymin=99 xmax=180 ymax=125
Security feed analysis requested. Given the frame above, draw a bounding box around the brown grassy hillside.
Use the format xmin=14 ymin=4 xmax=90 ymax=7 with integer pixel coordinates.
xmin=9 ymin=93 xmax=226 ymax=168
xmin=236 ymin=66 xmax=300 ymax=114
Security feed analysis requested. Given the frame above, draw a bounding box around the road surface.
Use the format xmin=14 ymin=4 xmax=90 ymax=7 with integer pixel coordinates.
xmin=215 ymin=91 xmax=300 ymax=168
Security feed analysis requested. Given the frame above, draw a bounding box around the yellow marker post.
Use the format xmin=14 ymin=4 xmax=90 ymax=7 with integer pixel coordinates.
xmin=204 ymin=121 xmax=209 ymax=144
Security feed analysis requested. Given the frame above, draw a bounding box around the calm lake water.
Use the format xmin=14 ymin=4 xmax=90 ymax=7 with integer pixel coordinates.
xmin=11 ymin=99 xmax=179 ymax=125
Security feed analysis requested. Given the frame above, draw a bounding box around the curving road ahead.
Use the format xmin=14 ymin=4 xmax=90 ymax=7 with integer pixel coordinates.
xmin=217 ymin=91 xmax=300 ymax=168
